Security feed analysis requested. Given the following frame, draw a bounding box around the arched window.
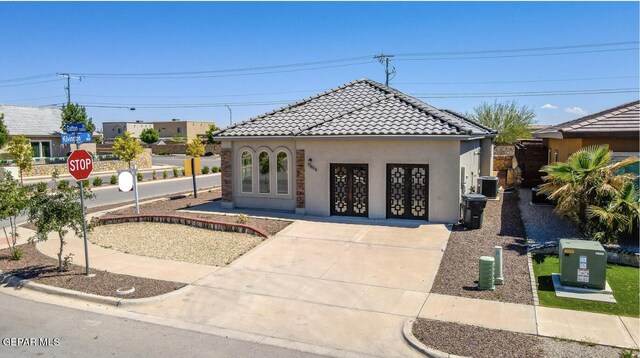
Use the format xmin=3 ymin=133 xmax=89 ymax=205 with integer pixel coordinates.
xmin=241 ymin=151 xmax=252 ymax=193
xmin=276 ymin=152 xmax=288 ymax=195
xmin=258 ymin=151 xmax=270 ymax=194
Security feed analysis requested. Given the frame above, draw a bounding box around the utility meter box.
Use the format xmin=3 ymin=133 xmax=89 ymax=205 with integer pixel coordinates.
xmin=559 ymin=239 xmax=607 ymax=290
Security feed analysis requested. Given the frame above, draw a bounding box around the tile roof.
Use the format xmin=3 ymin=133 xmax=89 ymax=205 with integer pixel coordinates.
xmin=215 ymin=79 xmax=497 ymax=138
xmin=535 ymin=100 xmax=640 ymax=138
xmin=0 ymin=104 xmax=62 ymax=136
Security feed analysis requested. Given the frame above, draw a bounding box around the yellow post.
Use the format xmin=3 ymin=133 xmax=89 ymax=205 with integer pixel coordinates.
xmin=184 ymin=157 xmax=202 ymax=176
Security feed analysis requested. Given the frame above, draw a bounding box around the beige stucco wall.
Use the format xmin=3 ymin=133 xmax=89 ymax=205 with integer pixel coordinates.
xmin=154 ymin=121 xmax=211 ymax=139
xmin=103 ymin=122 xmax=153 ymax=139
xmin=298 ymin=138 xmax=461 ymax=223
xmin=459 ymin=140 xmax=481 ymax=195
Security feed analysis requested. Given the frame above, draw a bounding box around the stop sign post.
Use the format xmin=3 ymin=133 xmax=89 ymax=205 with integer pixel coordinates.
xmin=67 ymin=149 xmax=93 ymax=276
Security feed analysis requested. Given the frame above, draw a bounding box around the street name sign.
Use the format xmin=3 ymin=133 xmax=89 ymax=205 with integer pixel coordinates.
xmin=61 ymin=132 xmax=92 ymax=145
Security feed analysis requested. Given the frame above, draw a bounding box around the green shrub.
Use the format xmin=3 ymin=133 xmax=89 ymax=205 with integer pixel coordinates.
xmin=152 ymin=170 xmax=157 ymax=180
xmin=80 ymin=179 xmax=90 ymax=188
xmin=92 ymin=177 xmax=103 ymax=187
xmin=212 ymin=166 xmax=221 ymax=173
xmin=137 ymin=172 xmax=143 ymax=182
xmin=57 ymin=180 xmax=70 ymax=190
xmin=204 ymin=151 xmax=214 ymax=157
xmin=181 ymin=168 xmax=185 ymax=176
xmin=173 ymin=167 xmax=179 ymax=177
xmin=162 ymin=170 xmax=168 ymax=179
xmin=35 ymin=182 xmax=48 ymax=193
xmin=9 ymin=247 xmax=23 ymax=261
xmin=62 ymin=253 xmax=74 ymax=272
xmin=110 ymin=175 xmax=117 ymax=185
xmin=202 ymin=166 xmax=210 ymax=174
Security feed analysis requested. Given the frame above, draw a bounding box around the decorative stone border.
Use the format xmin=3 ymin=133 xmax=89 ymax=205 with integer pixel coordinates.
xmin=402 ymin=318 xmax=470 ymax=358
xmin=93 ymin=214 xmax=269 ymax=238
xmin=526 ymin=253 xmax=540 ymax=306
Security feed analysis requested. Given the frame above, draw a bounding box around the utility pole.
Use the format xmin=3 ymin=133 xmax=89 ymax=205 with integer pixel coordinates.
xmin=373 ymin=54 xmax=396 ymax=86
xmin=57 ymin=73 xmax=83 ymax=104
xmin=224 ymin=105 xmax=232 ymax=126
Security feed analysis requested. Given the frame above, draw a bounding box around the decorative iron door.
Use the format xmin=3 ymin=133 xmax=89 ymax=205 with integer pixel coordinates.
xmin=386 ymin=164 xmax=429 ymax=220
xmin=330 ymin=164 xmax=368 ymax=217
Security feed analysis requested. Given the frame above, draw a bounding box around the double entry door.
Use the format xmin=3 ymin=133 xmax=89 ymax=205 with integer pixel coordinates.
xmin=330 ymin=164 xmax=368 ymax=217
xmin=386 ymin=164 xmax=429 ymax=220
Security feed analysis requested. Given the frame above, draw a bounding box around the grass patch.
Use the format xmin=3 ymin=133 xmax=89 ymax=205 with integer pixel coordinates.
xmin=532 ymin=254 xmax=639 ymax=317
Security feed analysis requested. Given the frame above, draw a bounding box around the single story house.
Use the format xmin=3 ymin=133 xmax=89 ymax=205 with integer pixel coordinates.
xmin=213 ymin=79 xmax=496 ymax=223
xmin=0 ymin=104 xmax=95 ymax=158
xmin=534 ymin=100 xmax=639 ymax=163
xmin=103 ymin=120 xmax=153 ymax=140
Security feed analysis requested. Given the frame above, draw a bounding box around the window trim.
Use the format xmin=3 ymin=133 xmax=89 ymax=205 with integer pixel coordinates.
xmin=275 ymin=150 xmax=291 ymax=196
xmin=238 ymin=148 xmax=255 ymax=194
xmin=31 ymin=140 xmax=53 ymax=158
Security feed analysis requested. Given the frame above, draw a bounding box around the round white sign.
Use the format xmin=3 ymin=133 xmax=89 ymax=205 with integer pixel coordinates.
xmin=118 ymin=171 xmax=134 ymax=192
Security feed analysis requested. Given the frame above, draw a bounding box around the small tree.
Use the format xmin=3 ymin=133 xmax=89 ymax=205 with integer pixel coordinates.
xmin=7 ymin=135 xmax=33 ymax=185
xmin=112 ymin=132 xmax=143 ymax=168
xmin=0 ymin=172 xmax=31 ymax=259
xmin=61 ymin=103 xmax=95 ymax=133
xmin=206 ymin=123 xmax=221 ymax=144
xmin=139 ymin=128 xmax=159 ymax=145
xmin=0 ymin=113 xmax=9 ymax=149
xmin=468 ymin=100 xmax=536 ymax=145
xmin=186 ymin=138 xmax=205 ymax=158
xmin=28 ymin=182 xmax=94 ymax=272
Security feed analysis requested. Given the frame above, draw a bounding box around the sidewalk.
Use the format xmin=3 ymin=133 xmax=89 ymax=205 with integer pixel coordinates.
xmin=419 ymin=293 xmax=640 ymax=350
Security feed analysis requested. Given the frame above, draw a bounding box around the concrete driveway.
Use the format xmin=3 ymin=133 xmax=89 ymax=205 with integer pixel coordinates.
xmin=127 ymin=220 xmax=451 ymax=357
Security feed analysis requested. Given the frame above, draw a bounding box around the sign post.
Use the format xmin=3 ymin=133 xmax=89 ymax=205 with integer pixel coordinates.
xmin=67 ymin=149 xmax=93 ymax=276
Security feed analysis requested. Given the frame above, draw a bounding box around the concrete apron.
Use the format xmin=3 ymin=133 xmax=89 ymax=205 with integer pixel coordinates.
xmin=119 ymin=220 xmax=451 ymax=358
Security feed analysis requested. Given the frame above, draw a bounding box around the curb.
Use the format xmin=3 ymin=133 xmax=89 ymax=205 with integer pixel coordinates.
xmin=402 ymin=318 xmax=470 ymax=358
xmin=0 ymin=270 xmax=191 ymax=307
xmin=526 ymin=253 xmax=540 ymax=306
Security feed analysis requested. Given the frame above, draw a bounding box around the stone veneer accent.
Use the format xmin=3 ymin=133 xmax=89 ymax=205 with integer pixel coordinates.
xmin=221 ymin=148 xmax=232 ymax=202
xmin=94 ymin=214 xmax=269 ymax=238
xmin=296 ymin=149 xmax=305 ymax=208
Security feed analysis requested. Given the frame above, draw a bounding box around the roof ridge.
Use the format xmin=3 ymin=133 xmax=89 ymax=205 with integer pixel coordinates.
xmin=442 ymin=108 xmax=497 ymax=134
xmin=0 ymin=104 xmax=61 ymax=110
xmin=538 ymin=100 xmax=640 ymax=133
xmin=293 ymin=82 xmax=392 ymax=135
xmin=361 ymin=79 xmax=483 ymax=135
xmin=213 ymin=79 xmax=369 ymax=136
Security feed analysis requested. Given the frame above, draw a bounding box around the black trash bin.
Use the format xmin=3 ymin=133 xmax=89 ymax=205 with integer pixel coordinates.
xmin=531 ymin=186 xmax=554 ymax=205
xmin=463 ymin=194 xmax=488 ymax=229
xmin=477 ymin=176 xmax=499 ymax=198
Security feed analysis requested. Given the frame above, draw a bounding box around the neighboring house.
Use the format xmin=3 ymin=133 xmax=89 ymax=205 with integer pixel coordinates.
xmin=0 ymin=104 xmax=95 ymax=158
xmin=103 ymin=121 xmax=153 ymax=140
xmin=534 ymin=100 xmax=640 ymax=163
xmin=213 ymin=79 xmax=496 ymax=223
xmin=153 ymin=119 xmax=210 ymax=140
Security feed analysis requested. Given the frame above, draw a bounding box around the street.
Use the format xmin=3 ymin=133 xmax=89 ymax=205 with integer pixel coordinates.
xmin=0 ymin=174 xmax=221 ymax=228
xmin=0 ymin=293 xmax=325 ymax=358
xmin=151 ymin=154 xmax=221 ymax=168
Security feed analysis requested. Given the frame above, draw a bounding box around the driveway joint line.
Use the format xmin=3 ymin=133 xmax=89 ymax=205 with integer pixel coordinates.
xmin=279 ymin=234 xmax=444 ymax=252
xmin=617 ymin=315 xmax=640 ymax=349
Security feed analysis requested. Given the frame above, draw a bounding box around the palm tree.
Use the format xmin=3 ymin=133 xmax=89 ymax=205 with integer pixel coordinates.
xmin=587 ymin=181 xmax=640 ymax=243
xmin=539 ymin=145 xmax=638 ymax=242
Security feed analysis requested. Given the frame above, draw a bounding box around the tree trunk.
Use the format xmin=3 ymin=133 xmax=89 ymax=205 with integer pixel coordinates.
xmin=19 ymin=170 xmax=23 ymax=186
xmin=57 ymin=231 xmax=64 ymax=272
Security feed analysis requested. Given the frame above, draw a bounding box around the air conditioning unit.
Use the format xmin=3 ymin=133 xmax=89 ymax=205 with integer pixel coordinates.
xmin=477 ymin=176 xmax=498 ymax=199
xmin=559 ymin=239 xmax=607 ymax=290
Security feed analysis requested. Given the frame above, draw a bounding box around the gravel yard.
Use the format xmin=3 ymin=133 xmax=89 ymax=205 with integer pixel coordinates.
xmin=518 ymin=188 xmax=585 ymax=245
xmin=0 ymin=244 xmax=185 ymax=299
xmin=102 ymin=189 xmax=292 ymax=236
xmin=412 ymin=318 xmax=627 ymax=358
xmin=89 ymin=222 xmax=263 ymax=266
xmin=430 ymin=190 xmax=532 ymax=304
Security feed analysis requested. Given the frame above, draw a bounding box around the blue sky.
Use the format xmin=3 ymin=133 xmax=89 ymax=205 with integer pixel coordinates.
xmin=0 ymin=2 xmax=638 ymax=129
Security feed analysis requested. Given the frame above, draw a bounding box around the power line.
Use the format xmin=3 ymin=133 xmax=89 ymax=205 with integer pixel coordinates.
xmin=0 ymin=73 xmax=56 ymax=84
xmin=411 ymin=88 xmax=639 ymax=99
xmin=78 ymin=99 xmax=296 ymax=109
xmin=0 ymin=79 xmax=63 ymax=88
xmin=395 ymin=47 xmax=639 ymax=61
xmin=394 ymin=75 xmax=639 ymax=85
xmin=394 ymin=40 xmax=638 ymax=57
xmin=74 ymin=88 xmax=329 ymax=99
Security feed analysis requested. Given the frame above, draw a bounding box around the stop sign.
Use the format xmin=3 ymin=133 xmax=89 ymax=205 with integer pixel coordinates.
xmin=67 ymin=149 xmax=94 ymax=181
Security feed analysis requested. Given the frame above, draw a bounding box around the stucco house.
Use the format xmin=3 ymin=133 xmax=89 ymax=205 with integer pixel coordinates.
xmin=0 ymin=104 xmax=95 ymax=158
xmin=103 ymin=121 xmax=154 ymax=140
xmin=213 ymin=79 xmax=496 ymax=223
xmin=153 ymin=119 xmax=211 ymax=140
xmin=534 ymin=100 xmax=639 ymax=163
